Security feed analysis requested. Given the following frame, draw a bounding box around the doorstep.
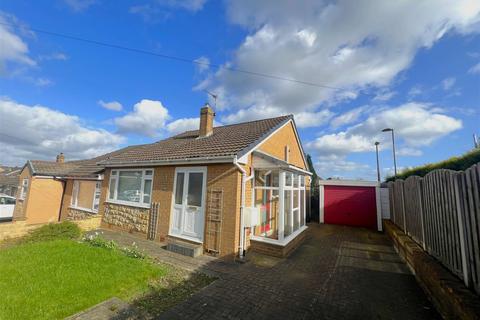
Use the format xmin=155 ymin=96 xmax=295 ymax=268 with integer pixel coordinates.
xmin=167 ymin=236 xmax=204 ymax=258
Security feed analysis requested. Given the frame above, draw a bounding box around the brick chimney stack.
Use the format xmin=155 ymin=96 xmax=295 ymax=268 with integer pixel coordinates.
xmin=56 ymin=152 xmax=65 ymax=163
xmin=199 ymin=104 xmax=215 ymax=138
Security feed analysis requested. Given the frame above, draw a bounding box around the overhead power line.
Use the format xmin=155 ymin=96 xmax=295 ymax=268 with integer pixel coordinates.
xmin=0 ymin=21 xmax=341 ymax=90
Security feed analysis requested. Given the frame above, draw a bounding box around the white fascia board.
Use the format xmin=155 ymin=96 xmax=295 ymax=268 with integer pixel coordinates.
xmin=318 ymin=180 xmax=379 ymax=187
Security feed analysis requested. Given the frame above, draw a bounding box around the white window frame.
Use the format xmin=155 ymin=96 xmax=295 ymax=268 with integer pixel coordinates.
xmin=19 ymin=178 xmax=29 ymax=200
xmin=251 ymin=169 xmax=307 ymax=246
xmin=107 ymin=168 xmax=154 ymax=208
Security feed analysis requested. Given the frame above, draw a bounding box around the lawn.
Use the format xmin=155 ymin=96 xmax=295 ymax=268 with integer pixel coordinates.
xmin=0 ymin=239 xmax=165 ymax=319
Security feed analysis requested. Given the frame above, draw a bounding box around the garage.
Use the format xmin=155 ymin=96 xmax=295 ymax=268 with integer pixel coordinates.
xmin=319 ymin=180 xmax=382 ymax=231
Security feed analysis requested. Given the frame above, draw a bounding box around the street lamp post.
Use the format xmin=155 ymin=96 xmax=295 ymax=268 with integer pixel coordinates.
xmin=382 ymin=128 xmax=397 ymax=178
xmin=374 ymin=141 xmax=381 ymax=182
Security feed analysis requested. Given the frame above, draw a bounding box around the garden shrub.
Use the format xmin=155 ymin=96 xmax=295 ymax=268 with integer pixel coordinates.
xmin=23 ymin=221 xmax=82 ymax=243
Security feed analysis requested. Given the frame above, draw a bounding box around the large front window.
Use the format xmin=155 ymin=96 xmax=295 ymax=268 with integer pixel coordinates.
xmin=253 ymin=170 xmax=306 ymax=243
xmin=108 ymin=169 xmax=153 ymax=207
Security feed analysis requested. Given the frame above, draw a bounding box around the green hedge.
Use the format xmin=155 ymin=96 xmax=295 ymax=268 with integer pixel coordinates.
xmin=386 ymin=148 xmax=480 ymax=181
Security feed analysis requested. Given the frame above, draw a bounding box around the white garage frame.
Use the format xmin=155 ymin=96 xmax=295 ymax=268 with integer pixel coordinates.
xmin=319 ymin=180 xmax=382 ymax=232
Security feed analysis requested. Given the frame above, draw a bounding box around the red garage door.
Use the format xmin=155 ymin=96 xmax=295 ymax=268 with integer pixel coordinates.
xmin=324 ymin=185 xmax=377 ymax=229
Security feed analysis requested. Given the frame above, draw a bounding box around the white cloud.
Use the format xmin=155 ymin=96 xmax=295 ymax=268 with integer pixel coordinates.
xmin=165 ymin=0 xmax=207 ymax=12
xmin=294 ymin=110 xmax=334 ymax=128
xmin=408 ymin=85 xmax=423 ymax=98
xmin=442 ymin=77 xmax=456 ymax=90
xmin=166 ymin=118 xmax=200 ymax=135
xmin=130 ymin=0 xmax=206 ymax=21
xmin=307 ymin=102 xmax=462 ymax=161
xmin=0 ymin=98 xmax=124 ymax=166
xmin=166 ymin=116 xmax=222 ymax=135
xmin=114 ymin=99 xmax=171 ymax=136
xmin=201 ymin=0 xmax=480 ymax=124
xmin=194 ymin=56 xmax=210 ymax=73
xmin=98 ymin=100 xmax=123 ymax=111
xmin=0 ymin=13 xmax=35 ymax=74
xmin=468 ymin=62 xmax=480 ymax=74
xmin=373 ymin=89 xmax=396 ymax=102
xmin=38 ymin=52 xmax=68 ymax=61
xmin=397 ymin=147 xmax=423 ymax=156
xmin=315 ymin=158 xmax=371 ymax=180
xmin=64 ymin=0 xmax=97 ymax=12
xmin=330 ymin=106 xmax=368 ymax=129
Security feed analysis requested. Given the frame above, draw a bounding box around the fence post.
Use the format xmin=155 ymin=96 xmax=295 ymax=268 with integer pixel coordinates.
xmin=454 ymin=172 xmax=469 ymax=287
xmin=418 ymin=178 xmax=427 ymax=250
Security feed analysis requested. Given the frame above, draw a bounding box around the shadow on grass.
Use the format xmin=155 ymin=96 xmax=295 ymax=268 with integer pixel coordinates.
xmin=112 ymin=264 xmax=216 ymax=320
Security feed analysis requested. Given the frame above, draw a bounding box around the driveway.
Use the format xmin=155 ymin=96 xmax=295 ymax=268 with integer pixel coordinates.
xmin=158 ymin=223 xmax=439 ymax=320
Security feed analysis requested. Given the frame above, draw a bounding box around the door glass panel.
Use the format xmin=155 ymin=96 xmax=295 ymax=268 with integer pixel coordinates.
xmin=187 ymin=173 xmax=203 ymax=207
xmin=175 ymin=172 xmax=184 ymax=205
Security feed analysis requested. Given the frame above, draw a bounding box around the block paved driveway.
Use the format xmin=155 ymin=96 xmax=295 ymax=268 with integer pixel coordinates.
xmin=159 ymin=224 xmax=440 ymax=320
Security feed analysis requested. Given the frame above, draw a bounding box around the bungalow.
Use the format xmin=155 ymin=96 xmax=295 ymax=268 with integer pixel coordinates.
xmin=12 ymin=105 xmax=311 ymax=259
xmin=96 ymin=105 xmax=312 ymax=258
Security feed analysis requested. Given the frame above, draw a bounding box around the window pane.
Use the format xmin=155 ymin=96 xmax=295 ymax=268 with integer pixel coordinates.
xmin=117 ymin=171 xmax=142 ymax=202
xmin=6 ymin=197 xmax=15 ymax=205
xmin=111 ymin=171 xmax=117 ymax=176
xmin=284 ymin=190 xmax=292 ymax=237
xmin=300 ymin=176 xmax=305 ymax=187
xmin=300 ymin=190 xmax=305 ymax=226
xmin=143 ymin=179 xmax=152 ymax=204
xmin=293 ymin=174 xmax=299 ymax=188
xmin=145 ymin=170 xmax=153 ymax=176
xmin=187 ymin=172 xmax=203 ymax=207
xmin=254 ymin=170 xmax=279 ymax=188
xmin=254 ymin=189 xmax=279 ymax=240
xmin=285 ymin=173 xmax=292 ymax=187
xmin=109 ymin=178 xmax=116 ymax=200
xmin=175 ymin=172 xmax=184 ymax=205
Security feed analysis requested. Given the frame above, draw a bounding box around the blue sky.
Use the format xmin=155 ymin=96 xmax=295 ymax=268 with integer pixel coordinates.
xmin=0 ymin=0 xmax=479 ymax=180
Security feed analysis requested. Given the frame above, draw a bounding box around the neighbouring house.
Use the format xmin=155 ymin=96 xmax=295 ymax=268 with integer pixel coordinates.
xmin=96 ymin=105 xmax=312 ymax=259
xmin=12 ymin=149 xmax=133 ymax=225
xmin=0 ymin=166 xmax=21 ymax=197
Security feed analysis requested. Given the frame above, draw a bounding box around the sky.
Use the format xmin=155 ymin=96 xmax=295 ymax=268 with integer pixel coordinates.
xmin=0 ymin=0 xmax=479 ymax=180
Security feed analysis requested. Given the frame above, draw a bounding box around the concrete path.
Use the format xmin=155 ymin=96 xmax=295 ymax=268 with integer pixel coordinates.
xmin=89 ymin=224 xmax=439 ymax=319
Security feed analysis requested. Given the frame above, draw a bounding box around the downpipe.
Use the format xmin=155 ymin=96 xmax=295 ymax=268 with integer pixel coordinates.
xmin=234 ymin=157 xmax=247 ymax=259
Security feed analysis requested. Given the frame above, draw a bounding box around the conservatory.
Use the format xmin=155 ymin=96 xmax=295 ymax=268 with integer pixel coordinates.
xmin=250 ymin=151 xmax=310 ymax=247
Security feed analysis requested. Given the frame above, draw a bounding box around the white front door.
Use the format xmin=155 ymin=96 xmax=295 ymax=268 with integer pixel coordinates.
xmin=170 ymin=167 xmax=206 ymax=242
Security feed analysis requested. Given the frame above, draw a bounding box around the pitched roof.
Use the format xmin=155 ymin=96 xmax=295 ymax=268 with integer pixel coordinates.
xmin=28 ymin=146 xmax=138 ymax=178
xmin=100 ymin=115 xmax=293 ymax=165
xmin=0 ymin=169 xmax=21 ymax=187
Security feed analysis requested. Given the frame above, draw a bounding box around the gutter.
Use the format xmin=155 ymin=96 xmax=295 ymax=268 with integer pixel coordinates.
xmin=98 ymin=155 xmax=236 ymax=167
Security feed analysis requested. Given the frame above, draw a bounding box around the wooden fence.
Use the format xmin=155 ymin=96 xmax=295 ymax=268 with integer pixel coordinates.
xmin=387 ymin=163 xmax=480 ymax=295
